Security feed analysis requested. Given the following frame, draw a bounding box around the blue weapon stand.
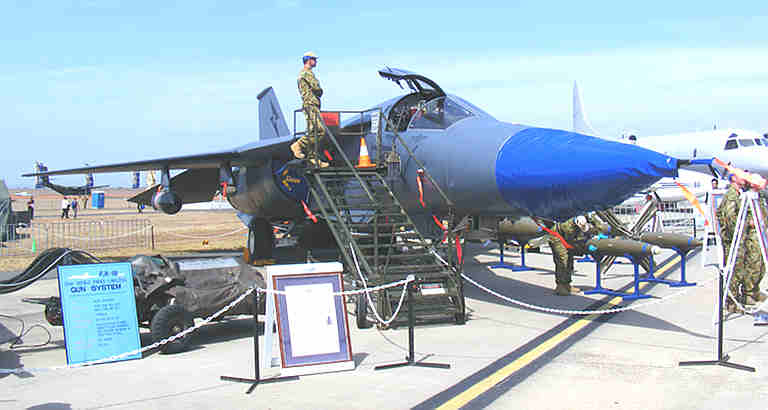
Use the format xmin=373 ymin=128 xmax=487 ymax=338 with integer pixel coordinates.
xmin=584 ymin=253 xmax=651 ymax=301
xmin=492 ymin=239 xmax=534 ymax=271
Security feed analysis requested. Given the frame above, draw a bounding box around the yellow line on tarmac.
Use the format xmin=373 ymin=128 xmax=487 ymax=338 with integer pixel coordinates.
xmin=437 ymin=255 xmax=682 ymax=410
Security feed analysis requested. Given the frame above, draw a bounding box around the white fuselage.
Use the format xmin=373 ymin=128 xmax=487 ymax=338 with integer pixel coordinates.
xmin=628 ymin=128 xmax=768 ymax=178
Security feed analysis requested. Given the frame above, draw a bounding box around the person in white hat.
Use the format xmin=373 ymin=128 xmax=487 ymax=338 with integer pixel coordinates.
xmin=291 ymin=51 xmax=328 ymax=167
xmin=548 ymin=214 xmax=600 ymax=296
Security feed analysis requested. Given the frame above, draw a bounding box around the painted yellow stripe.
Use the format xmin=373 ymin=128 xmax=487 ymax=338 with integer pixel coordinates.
xmin=438 ymin=255 xmax=682 ymax=410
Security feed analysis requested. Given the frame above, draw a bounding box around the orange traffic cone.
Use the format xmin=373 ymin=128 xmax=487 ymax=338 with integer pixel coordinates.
xmin=356 ymin=137 xmax=376 ymax=168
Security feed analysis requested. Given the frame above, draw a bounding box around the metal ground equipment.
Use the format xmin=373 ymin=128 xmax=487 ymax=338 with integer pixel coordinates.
xmin=296 ymin=108 xmax=465 ymax=328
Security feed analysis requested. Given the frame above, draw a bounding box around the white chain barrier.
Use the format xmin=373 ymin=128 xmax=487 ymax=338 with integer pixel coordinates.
xmin=1 ymin=244 xmax=715 ymax=374
xmin=429 ymin=247 xmax=714 ymax=316
xmin=462 ymin=272 xmax=715 ymax=316
xmin=349 ymin=242 xmax=411 ymax=326
xmin=727 ymin=289 xmax=768 ymax=315
xmin=0 ymin=277 xmax=412 ymax=375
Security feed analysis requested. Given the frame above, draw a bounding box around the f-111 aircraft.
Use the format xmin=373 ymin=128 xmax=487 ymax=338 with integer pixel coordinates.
xmin=25 ymin=68 xmax=681 ymax=259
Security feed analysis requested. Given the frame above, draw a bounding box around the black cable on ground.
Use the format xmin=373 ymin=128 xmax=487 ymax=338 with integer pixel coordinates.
xmin=0 ymin=248 xmax=101 ymax=294
xmin=0 ymin=314 xmax=52 ymax=349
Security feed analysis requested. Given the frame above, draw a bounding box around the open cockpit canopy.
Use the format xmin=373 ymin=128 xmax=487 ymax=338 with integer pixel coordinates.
xmin=378 ymin=67 xmax=445 ymax=98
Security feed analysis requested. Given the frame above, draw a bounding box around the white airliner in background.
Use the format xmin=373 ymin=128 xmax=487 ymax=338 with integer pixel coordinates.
xmin=573 ymin=82 xmax=768 ymax=207
xmin=573 ymin=82 xmax=768 ymax=179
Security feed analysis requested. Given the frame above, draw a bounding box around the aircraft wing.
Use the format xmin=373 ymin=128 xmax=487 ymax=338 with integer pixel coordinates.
xmin=676 ymin=158 xmax=722 ymax=177
xmin=22 ymin=136 xmax=294 ymax=177
xmin=127 ymin=168 xmax=221 ymax=205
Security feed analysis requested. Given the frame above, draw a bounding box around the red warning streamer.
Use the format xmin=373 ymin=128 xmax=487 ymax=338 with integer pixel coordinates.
xmin=301 ymin=200 xmax=318 ymax=223
xmin=416 ymin=169 xmax=426 ymax=208
xmin=674 ymin=181 xmax=709 ymax=226
xmin=533 ymin=217 xmax=573 ymax=250
xmin=455 ymin=234 xmax=463 ymax=265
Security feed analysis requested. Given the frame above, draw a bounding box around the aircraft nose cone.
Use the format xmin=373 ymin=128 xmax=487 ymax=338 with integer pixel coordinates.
xmin=495 ymin=127 xmax=678 ymax=220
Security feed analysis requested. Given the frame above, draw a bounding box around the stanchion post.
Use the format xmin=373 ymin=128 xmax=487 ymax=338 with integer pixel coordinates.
xmin=220 ymin=290 xmax=299 ymax=393
xmin=679 ymin=270 xmax=755 ymax=372
xmin=375 ymin=280 xmax=450 ymax=371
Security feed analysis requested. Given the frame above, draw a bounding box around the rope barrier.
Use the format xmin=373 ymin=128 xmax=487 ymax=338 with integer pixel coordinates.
xmin=46 ymin=225 xmax=152 ymax=241
xmin=161 ymin=226 xmax=247 ymax=240
xmin=45 ymin=224 xmax=248 ymax=242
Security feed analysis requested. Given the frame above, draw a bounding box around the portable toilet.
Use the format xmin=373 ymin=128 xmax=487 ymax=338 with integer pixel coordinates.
xmin=91 ymin=191 xmax=105 ymax=209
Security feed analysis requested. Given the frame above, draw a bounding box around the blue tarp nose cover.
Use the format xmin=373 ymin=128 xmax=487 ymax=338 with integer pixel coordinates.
xmin=495 ymin=127 xmax=678 ymax=221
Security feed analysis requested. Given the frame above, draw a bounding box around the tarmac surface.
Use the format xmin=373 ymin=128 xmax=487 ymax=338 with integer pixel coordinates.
xmin=2 ymin=243 xmax=768 ymax=409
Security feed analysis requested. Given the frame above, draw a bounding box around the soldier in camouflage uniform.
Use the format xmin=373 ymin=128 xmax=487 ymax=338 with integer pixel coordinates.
xmin=549 ymin=214 xmax=602 ymax=296
xmin=717 ymin=174 xmax=767 ymax=311
xmin=290 ymin=51 xmax=328 ymax=168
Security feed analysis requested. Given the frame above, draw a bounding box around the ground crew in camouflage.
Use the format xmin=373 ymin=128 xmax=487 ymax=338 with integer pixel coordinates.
xmin=290 ymin=51 xmax=328 ymax=167
xmin=717 ymin=174 xmax=767 ymax=310
xmin=744 ymin=187 xmax=768 ymax=305
xmin=549 ymin=214 xmax=602 ymax=296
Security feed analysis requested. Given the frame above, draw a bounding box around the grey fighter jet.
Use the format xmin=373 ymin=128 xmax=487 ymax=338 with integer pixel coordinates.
xmin=25 ymin=68 xmax=681 ymax=259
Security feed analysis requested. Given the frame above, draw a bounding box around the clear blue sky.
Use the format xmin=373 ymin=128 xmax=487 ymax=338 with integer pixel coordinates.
xmin=3 ymin=1 xmax=768 ymax=187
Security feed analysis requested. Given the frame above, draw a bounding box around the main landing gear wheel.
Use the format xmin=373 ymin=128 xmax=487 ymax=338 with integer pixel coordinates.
xmin=247 ymin=218 xmax=275 ymax=261
xmin=356 ymin=293 xmax=372 ymax=329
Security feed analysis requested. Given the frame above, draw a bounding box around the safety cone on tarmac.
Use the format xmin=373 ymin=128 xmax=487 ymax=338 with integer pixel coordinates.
xmin=356 ymin=137 xmax=376 ymax=168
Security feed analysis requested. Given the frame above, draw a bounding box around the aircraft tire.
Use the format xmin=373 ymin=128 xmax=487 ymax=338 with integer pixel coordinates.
xmin=356 ymin=293 xmax=371 ymax=329
xmin=151 ymin=304 xmax=194 ymax=354
xmin=248 ymin=218 xmax=275 ymax=261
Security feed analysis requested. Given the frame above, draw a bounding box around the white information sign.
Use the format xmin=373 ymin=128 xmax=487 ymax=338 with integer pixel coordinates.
xmin=284 ymin=283 xmax=339 ymax=356
xmin=370 ymin=111 xmax=380 ymax=135
xmin=263 ymin=262 xmax=354 ymax=377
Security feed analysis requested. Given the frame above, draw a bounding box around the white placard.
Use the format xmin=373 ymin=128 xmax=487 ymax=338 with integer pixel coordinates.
xmin=371 ymin=111 xmax=380 ymax=134
xmin=262 ymin=262 xmax=353 ymax=377
xmin=284 ymin=283 xmax=339 ymax=356
xmin=177 ymin=258 xmax=239 ymax=271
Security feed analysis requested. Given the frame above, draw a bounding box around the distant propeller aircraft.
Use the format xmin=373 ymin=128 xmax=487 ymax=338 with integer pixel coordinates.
xmin=25 ymin=68 xmax=682 ymax=259
xmin=38 ymin=175 xmax=108 ymax=197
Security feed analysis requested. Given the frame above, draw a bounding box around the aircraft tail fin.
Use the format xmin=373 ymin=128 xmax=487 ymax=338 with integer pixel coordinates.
xmin=573 ymin=81 xmax=598 ymax=136
xmin=257 ymin=87 xmax=290 ymax=141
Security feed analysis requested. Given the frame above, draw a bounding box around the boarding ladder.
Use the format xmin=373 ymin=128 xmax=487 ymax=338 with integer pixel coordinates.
xmin=293 ymin=108 xmax=465 ymax=327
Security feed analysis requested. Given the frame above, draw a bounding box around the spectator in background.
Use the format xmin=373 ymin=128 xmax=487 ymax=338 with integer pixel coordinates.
xmin=61 ymin=197 xmax=69 ymax=219
xmin=27 ymin=197 xmax=34 ymax=219
xmin=71 ymin=197 xmax=79 ymax=218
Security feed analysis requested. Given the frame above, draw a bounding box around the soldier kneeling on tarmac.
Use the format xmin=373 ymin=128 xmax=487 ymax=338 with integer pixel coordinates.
xmin=549 ymin=214 xmax=602 ymax=296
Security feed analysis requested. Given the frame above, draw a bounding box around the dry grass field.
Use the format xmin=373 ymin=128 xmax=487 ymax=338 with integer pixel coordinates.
xmin=2 ymin=188 xmax=247 ymax=272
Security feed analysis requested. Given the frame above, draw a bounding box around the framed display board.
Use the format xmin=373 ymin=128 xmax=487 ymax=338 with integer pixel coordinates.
xmin=264 ymin=262 xmax=354 ymax=376
xmin=57 ymin=262 xmax=141 ymax=365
